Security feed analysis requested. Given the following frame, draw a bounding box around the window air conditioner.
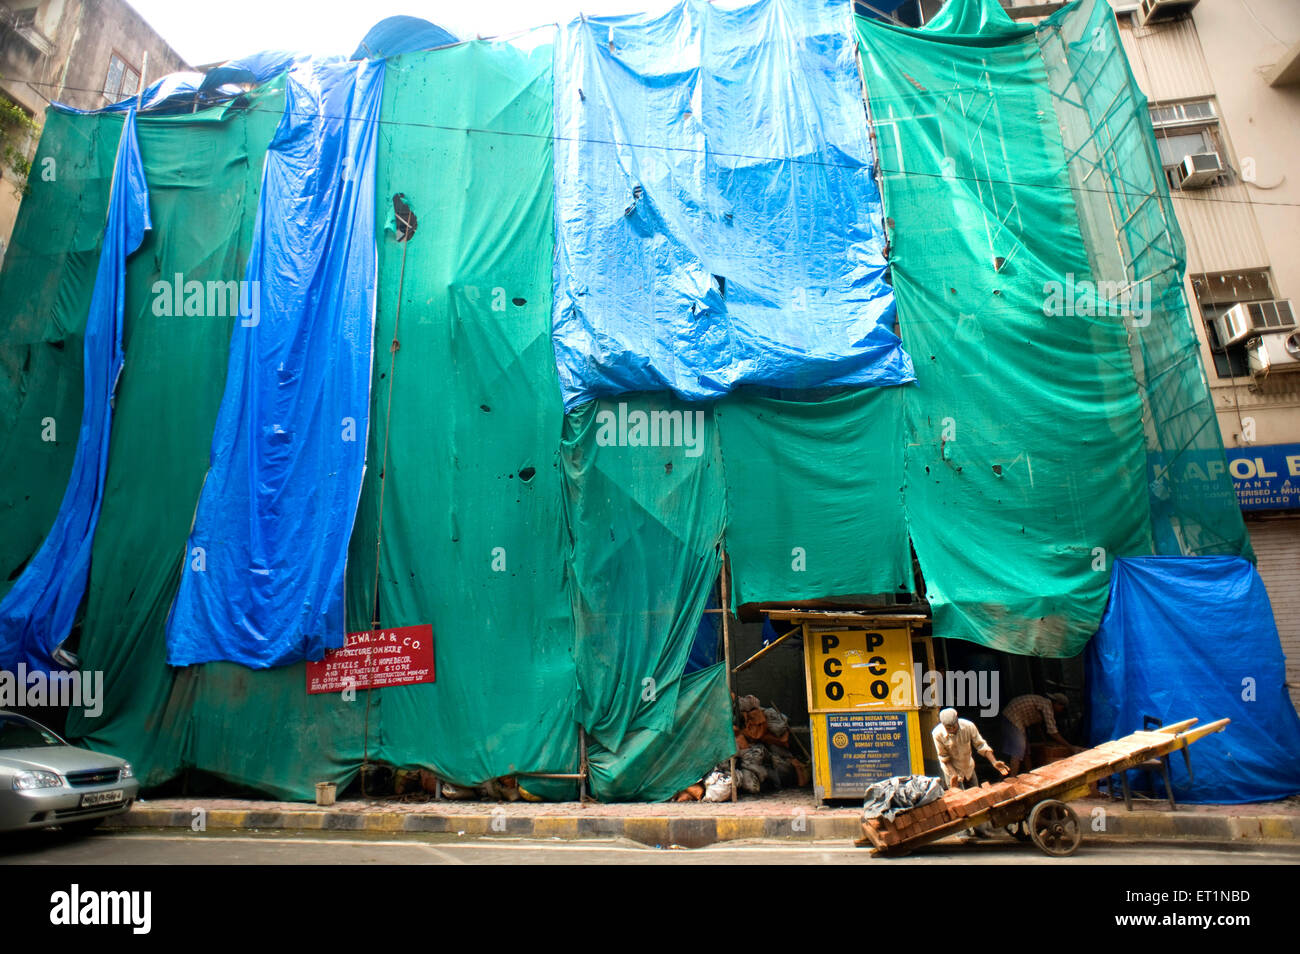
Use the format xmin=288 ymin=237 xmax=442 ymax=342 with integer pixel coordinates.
xmin=1138 ymin=0 xmax=1200 ymax=27
xmin=1174 ymin=152 xmax=1223 ymax=189
xmin=1247 ymin=331 xmax=1300 ymax=378
xmin=1214 ymin=300 xmax=1296 ymax=347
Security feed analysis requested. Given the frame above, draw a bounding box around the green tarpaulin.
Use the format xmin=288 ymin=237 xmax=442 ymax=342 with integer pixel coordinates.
xmin=0 ymin=112 xmax=118 ymax=603
xmin=561 ymin=395 xmax=727 ymax=753
xmin=855 ymin=0 xmax=1247 ymax=657
xmin=343 ymin=40 xmax=581 ymax=792
xmin=717 ymin=387 xmax=912 ymax=609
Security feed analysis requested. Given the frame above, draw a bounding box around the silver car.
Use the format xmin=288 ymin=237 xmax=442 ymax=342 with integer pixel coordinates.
xmin=0 ymin=710 xmax=139 ymax=833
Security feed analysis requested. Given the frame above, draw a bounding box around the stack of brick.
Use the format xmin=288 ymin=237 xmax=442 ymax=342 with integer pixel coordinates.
xmin=859 ymin=794 xmax=959 ymax=848
xmin=855 ymin=721 xmax=1225 ymax=851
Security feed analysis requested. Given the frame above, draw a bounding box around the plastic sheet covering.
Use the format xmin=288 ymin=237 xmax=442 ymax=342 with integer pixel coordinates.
xmin=63 ymin=87 xmax=290 ymax=787
xmin=587 ymin=663 xmax=735 ymax=802
xmin=0 ymin=113 xmax=149 ymax=672
xmin=342 ymin=38 xmax=582 ymax=793
xmin=203 ymin=52 xmax=301 ymax=91
xmin=858 ymin=1 xmax=1154 ymax=656
xmin=1037 ymin=0 xmax=1250 ymax=560
xmin=1087 ymin=557 xmax=1300 ymax=803
xmin=561 ymin=393 xmax=728 ymax=752
xmin=861 ymin=774 xmax=943 ymax=821
xmin=166 ymin=59 xmax=385 ymax=668
xmin=717 ymin=386 xmax=912 ymax=608
xmin=352 ymin=16 xmax=457 ymax=59
xmin=921 ymin=0 xmax=1031 ymax=39
xmin=552 ymin=0 xmax=913 ymax=408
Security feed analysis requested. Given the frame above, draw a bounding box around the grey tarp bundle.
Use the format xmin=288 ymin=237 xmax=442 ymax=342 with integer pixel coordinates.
xmin=861 ymin=774 xmax=944 ymax=821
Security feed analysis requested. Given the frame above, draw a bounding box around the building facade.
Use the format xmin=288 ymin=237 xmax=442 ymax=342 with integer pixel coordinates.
xmin=0 ymin=0 xmax=188 ymax=264
xmin=1105 ymin=0 xmax=1300 ymax=711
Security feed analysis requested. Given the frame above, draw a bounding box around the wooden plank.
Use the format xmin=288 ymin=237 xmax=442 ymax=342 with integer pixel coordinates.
xmin=766 ymin=609 xmax=928 ymax=625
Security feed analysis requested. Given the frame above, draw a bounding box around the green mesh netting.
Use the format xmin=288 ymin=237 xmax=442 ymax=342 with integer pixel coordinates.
xmin=854 ymin=0 xmax=1241 ymax=657
xmin=1037 ymin=0 xmax=1251 ymax=560
xmin=852 ymin=0 xmax=1248 ymax=657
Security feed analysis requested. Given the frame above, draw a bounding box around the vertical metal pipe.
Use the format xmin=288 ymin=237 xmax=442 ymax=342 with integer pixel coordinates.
xmin=579 ymin=725 xmax=588 ymax=802
xmin=720 ymin=551 xmax=737 ymax=801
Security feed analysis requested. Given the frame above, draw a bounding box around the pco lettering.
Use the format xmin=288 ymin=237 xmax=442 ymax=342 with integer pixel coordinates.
xmin=821 ymin=632 xmax=889 ymax=702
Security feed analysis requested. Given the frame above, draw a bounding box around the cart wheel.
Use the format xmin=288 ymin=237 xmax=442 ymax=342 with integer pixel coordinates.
xmin=1004 ymin=820 xmax=1031 ymax=843
xmin=1028 ymin=799 xmax=1081 ymax=857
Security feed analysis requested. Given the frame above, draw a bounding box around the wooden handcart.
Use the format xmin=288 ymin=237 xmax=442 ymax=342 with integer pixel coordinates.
xmin=857 ymin=717 xmax=1230 ymax=857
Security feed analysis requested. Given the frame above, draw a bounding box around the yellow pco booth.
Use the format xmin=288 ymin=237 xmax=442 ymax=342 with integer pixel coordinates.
xmin=769 ymin=611 xmax=937 ymax=802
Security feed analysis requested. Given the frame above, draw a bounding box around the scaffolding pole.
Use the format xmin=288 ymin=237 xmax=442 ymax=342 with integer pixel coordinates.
xmin=720 ymin=550 xmax=737 ymax=802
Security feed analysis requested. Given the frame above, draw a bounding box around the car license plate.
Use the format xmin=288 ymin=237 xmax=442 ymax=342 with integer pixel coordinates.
xmin=80 ymin=789 xmax=124 ymax=808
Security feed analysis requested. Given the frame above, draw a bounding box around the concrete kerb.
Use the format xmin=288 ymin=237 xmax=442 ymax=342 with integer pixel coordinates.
xmin=104 ymin=800 xmax=1300 ymax=849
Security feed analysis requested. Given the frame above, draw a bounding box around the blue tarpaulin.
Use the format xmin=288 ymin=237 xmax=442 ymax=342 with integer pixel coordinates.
xmin=1087 ymin=556 xmax=1300 ymax=803
xmin=165 ymin=59 xmax=385 ymax=668
xmin=351 ymin=16 xmax=457 ymax=59
xmin=0 ymin=112 xmax=150 ymax=672
xmin=551 ymin=0 xmax=913 ymax=409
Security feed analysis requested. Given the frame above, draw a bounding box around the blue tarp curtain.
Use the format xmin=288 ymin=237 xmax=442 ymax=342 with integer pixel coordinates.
xmin=0 ymin=112 xmax=149 ymax=671
xmin=551 ymin=0 xmax=914 ymax=409
xmin=165 ymin=59 xmax=385 ymax=668
xmin=1087 ymin=557 xmax=1300 ymax=803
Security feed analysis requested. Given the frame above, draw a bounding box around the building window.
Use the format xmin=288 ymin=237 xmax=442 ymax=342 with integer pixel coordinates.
xmin=1149 ymin=100 xmax=1229 ymax=189
xmin=103 ymin=53 xmax=141 ymax=103
xmin=854 ymin=0 xmax=944 ymax=27
xmin=1193 ymin=270 xmax=1288 ymax=379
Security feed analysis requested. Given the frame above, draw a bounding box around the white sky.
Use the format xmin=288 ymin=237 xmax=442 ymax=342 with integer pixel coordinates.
xmin=125 ymin=0 xmax=677 ymax=66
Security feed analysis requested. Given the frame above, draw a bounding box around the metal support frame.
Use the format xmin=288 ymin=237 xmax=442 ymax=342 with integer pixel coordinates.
xmin=720 ymin=550 xmax=737 ymax=801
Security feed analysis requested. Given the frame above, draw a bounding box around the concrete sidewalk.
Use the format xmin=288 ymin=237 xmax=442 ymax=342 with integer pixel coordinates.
xmin=106 ymin=792 xmax=1300 ymax=849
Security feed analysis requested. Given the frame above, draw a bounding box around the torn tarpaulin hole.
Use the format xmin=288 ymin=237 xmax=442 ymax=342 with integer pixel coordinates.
xmin=623 ymin=184 xmax=643 ymax=217
xmin=393 ymin=193 xmax=417 ymax=242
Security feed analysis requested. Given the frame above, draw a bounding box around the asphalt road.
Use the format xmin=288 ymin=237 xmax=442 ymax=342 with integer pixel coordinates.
xmin=2 ymin=829 xmax=1297 ymax=865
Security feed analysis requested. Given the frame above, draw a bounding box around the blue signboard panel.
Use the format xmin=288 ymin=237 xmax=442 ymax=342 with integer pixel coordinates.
xmin=1148 ymin=444 xmax=1300 ymax=512
xmin=824 ymin=711 xmax=913 ymax=791
xmin=1225 ymin=444 xmax=1300 ymax=511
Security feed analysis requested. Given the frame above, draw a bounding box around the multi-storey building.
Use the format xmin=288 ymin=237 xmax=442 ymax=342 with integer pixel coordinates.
xmin=1102 ymin=0 xmax=1300 ymax=710
xmin=0 ymin=0 xmax=188 ymax=264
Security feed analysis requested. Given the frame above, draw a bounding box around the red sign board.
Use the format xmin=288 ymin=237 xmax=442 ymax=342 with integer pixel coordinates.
xmin=306 ymin=624 xmax=435 ymax=694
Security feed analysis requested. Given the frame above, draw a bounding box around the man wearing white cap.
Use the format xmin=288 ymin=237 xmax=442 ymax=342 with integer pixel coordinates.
xmin=932 ymin=708 xmax=1009 ymax=842
xmin=932 ymin=708 xmax=1009 ymax=790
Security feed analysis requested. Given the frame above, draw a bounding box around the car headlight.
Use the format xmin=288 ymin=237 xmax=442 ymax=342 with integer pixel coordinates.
xmin=12 ymin=770 xmax=63 ymax=790
xmin=120 ymin=763 xmax=134 ymax=779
